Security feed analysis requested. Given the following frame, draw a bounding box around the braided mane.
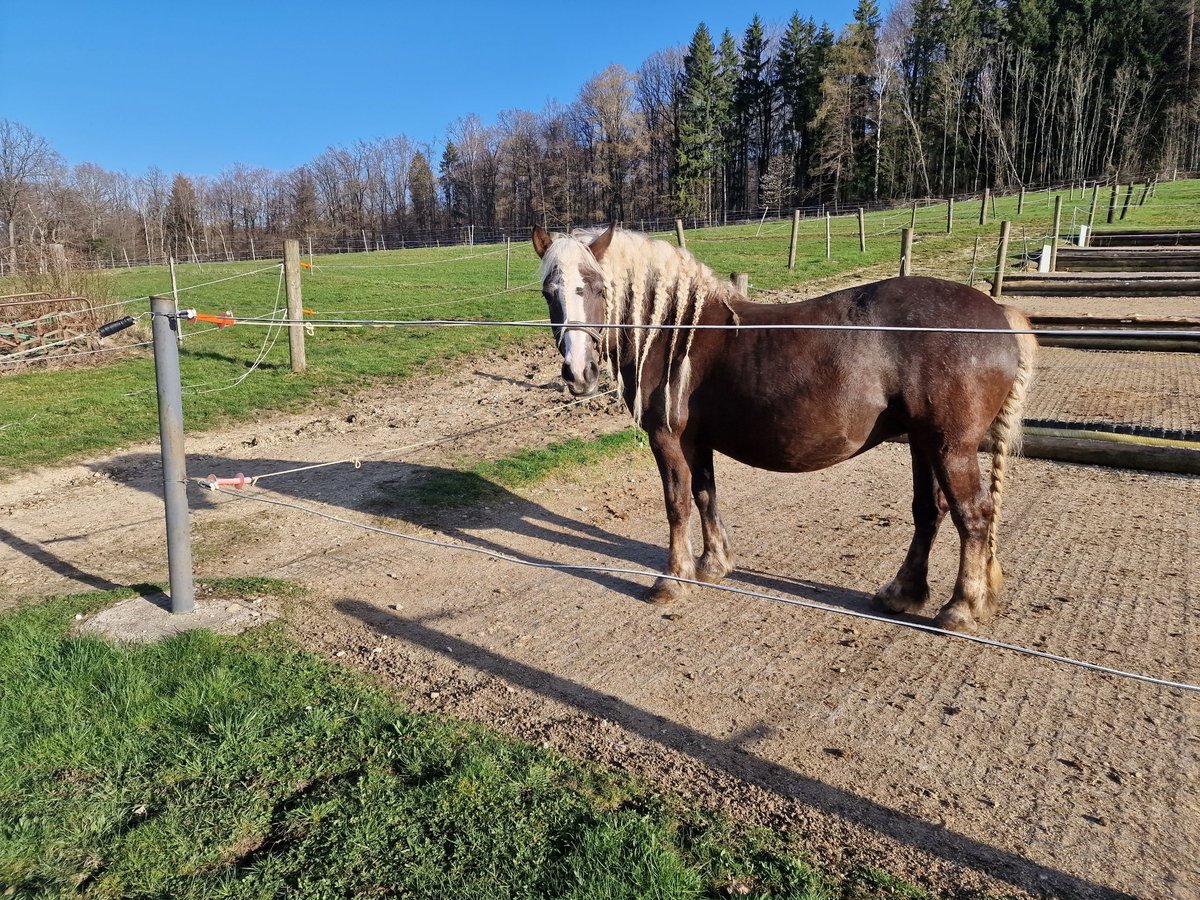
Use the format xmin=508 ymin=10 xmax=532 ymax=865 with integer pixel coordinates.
xmin=574 ymin=227 xmax=739 ymax=428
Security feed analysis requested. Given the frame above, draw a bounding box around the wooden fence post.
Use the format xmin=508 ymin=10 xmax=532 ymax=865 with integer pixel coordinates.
xmin=1120 ymin=183 xmax=1135 ymax=220
xmin=675 ymin=218 xmax=686 ymax=248
xmin=1087 ymin=184 xmax=1100 ymax=241
xmin=788 ymin=209 xmax=800 ymax=269
xmin=1107 ymin=182 xmax=1119 ymax=223
xmin=991 ymin=221 xmax=1012 ymax=298
xmin=857 ymin=207 xmax=866 ymax=252
xmin=1018 ymin=187 xmax=1025 ymax=215
xmin=284 ymin=239 xmax=306 ymax=373
xmin=169 ymin=256 xmax=182 ymax=345
xmin=1050 ymin=195 xmax=1063 ymax=272
xmin=899 ymin=228 xmax=913 ymax=276
xmin=731 ymin=272 xmax=748 ymax=295
xmin=910 ymin=202 xmax=918 ymax=230
xmin=980 ymin=188 xmax=990 ymax=225
xmin=1138 ymin=182 xmax=1151 ymax=206
xmin=947 ymin=197 xmax=954 ymax=233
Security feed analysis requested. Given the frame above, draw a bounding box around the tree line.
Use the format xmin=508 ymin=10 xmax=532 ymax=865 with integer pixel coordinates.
xmin=1 ymin=0 xmax=1195 ymax=269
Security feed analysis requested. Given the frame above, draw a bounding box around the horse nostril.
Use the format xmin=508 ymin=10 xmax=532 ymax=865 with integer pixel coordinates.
xmin=561 ymin=362 xmax=576 ymax=383
xmin=585 ymin=362 xmax=598 ymax=381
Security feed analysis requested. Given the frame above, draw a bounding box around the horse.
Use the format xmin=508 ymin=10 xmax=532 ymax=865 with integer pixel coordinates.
xmin=531 ymin=224 xmax=1036 ymax=634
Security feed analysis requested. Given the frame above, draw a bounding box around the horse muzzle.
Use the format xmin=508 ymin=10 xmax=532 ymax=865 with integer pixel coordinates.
xmin=562 ymin=360 xmax=600 ymax=397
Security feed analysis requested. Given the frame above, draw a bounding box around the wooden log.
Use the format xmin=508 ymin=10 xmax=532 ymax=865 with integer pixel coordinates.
xmin=980 ymin=188 xmax=990 ymax=225
xmin=857 ymin=207 xmax=866 ymax=252
xmin=675 ymin=219 xmax=686 ymax=248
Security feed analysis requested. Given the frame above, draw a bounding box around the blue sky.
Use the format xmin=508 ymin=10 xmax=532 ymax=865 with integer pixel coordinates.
xmin=1 ymin=1 xmax=859 ymax=177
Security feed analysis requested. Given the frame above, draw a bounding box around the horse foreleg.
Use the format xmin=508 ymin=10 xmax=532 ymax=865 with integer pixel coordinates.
xmin=875 ymin=441 xmax=946 ymax=614
xmin=692 ymin=444 xmax=734 ymax=583
xmin=931 ymin=444 xmax=995 ymax=634
xmin=647 ymin=436 xmax=695 ymax=604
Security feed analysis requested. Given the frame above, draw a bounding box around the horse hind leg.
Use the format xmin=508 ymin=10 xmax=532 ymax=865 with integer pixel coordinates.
xmin=691 ymin=444 xmax=734 ymax=583
xmin=874 ymin=441 xmax=946 ymax=614
xmin=930 ymin=441 xmax=996 ymax=634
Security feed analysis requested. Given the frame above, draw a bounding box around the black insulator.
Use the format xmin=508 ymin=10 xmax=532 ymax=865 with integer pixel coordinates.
xmin=98 ymin=316 xmax=136 ymax=338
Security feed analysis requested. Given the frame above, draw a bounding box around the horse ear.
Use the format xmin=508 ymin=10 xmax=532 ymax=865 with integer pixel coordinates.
xmin=588 ymin=224 xmax=616 ymax=262
xmin=532 ymin=225 xmax=553 ymax=258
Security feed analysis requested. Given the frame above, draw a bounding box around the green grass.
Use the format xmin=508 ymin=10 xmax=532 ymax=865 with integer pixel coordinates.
xmin=0 ymin=584 xmax=921 ymax=899
xmin=3 ymin=179 xmax=1199 ymax=472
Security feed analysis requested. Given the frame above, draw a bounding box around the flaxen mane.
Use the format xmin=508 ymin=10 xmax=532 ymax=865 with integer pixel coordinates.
xmin=568 ymin=227 xmax=739 ymax=428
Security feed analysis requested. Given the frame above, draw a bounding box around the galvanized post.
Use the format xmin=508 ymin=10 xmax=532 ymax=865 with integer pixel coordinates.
xmin=505 ymin=238 xmax=511 ymax=290
xmin=946 ymin=197 xmax=954 ymax=233
xmin=825 ymin=213 xmax=831 ymax=259
xmin=150 ymin=295 xmax=195 ymax=615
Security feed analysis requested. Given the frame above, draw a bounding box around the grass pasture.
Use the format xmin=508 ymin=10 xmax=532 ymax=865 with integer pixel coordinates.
xmin=3 ymin=179 xmax=1198 ymax=473
xmin=0 ymin=584 xmax=912 ymax=899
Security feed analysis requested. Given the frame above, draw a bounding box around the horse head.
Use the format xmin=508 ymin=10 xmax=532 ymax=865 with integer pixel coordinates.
xmin=531 ymin=224 xmax=615 ymax=397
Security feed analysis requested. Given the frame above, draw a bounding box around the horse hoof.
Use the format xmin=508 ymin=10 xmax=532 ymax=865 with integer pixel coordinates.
xmin=646 ymin=578 xmax=685 ymax=605
xmin=933 ymin=604 xmax=978 ymax=634
xmin=695 ymin=555 xmax=732 ymax=584
xmin=873 ymin=579 xmax=928 ymax=614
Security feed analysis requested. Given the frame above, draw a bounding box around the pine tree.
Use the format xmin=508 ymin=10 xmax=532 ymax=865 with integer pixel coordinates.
xmin=675 ymin=23 xmax=721 ymax=218
xmin=736 ymin=15 xmax=776 ymax=207
xmin=409 ymin=150 xmax=436 ymax=233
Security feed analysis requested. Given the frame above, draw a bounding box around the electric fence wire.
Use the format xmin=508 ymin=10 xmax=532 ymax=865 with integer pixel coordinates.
xmin=203 ymin=482 xmax=1200 ymax=694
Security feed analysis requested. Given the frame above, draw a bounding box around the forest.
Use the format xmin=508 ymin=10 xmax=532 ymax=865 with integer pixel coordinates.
xmin=1 ymin=0 xmax=1195 ymax=267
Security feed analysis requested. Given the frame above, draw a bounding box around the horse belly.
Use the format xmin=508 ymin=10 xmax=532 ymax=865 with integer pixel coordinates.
xmin=708 ymin=401 xmax=888 ymax=474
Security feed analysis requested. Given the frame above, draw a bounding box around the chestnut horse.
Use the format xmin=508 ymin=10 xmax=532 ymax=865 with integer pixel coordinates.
xmin=532 ymin=224 xmax=1036 ymax=633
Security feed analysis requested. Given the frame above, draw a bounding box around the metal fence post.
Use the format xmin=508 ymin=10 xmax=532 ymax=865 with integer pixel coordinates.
xmin=150 ymin=295 xmax=195 ymax=614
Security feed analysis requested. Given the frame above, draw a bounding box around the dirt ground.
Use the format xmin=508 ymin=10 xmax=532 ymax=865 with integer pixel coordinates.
xmin=2 ymin=303 xmax=1198 ymax=899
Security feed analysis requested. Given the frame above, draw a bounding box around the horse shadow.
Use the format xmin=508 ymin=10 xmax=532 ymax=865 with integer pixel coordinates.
xmin=85 ymin=449 xmax=878 ymax=615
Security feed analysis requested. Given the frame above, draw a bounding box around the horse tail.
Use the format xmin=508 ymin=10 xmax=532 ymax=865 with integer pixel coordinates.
xmin=985 ymin=305 xmax=1037 ymax=603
